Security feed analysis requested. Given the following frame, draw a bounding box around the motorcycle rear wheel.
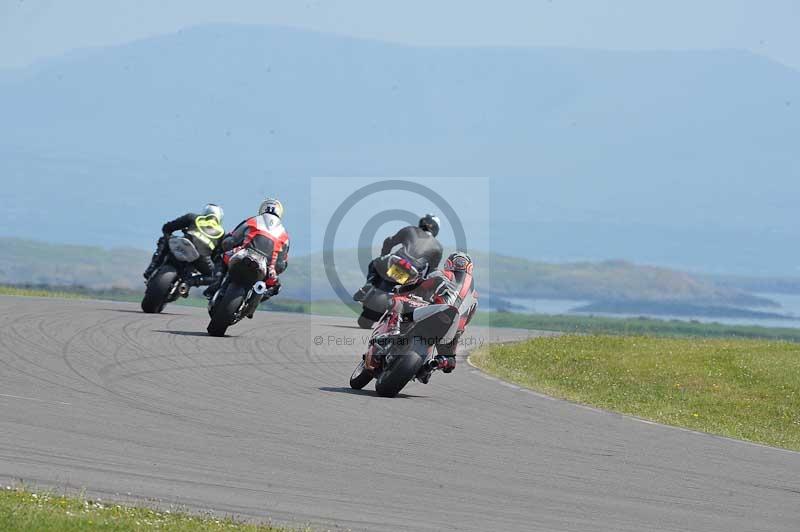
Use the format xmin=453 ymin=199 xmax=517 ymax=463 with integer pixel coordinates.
xmin=141 ymin=264 xmax=178 ymax=314
xmin=375 ymin=349 xmax=425 ymax=397
xmin=207 ymin=283 xmax=246 ymax=337
xmin=357 ymin=312 xmax=376 ymax=329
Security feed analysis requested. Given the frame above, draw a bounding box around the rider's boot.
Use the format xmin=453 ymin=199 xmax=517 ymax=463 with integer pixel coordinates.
xmin=417 ymin=370 xmax=433 ymax=384
xmin=416 ymin=358 xmax=438 ymax=384
xmin=353 ymin=284 xmax=372 ymax=302
xmin=248 ymin=280 xmax=280 ymax=318
xmin=263 ymin=279 xmax=281 ymax=300
xmin=187 ymin=275 xmax=214 ymax=287
xmin=354 ymin=260 xmax=379 ymax=301
xmin=203 ymin=280 xmax=220 ymax=299
xmin=202 ymin=268 xmax=226 ymax=299
xmin=183 ymin=274 xmax=212 ymax=298
xmin=143 ymin=236 xmax=167 ymax=280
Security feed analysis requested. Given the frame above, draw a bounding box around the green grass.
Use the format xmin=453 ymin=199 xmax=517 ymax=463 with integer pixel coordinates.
xmin=0 ymin=284 xmax=136 ymax=302
xmin=0 ymin=285 xmax=87 ymax=299
xmin=0 ymin=486 xmax=300 ymax=531
xmin=471 ymin=335 xmax=800 ymax=450
xmin=474 ymin=311 xmax=800 ymax=342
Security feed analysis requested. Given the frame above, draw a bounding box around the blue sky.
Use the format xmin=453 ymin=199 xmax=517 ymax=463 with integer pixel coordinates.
xmin=1 ymin=0 xmax=799 ymax=70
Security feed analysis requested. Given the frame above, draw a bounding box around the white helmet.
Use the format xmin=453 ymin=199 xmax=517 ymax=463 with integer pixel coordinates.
xmin=202 ymin=203 xmax=223 ymax=222
xmin=259 ymin=198 xmax=284 ymax=219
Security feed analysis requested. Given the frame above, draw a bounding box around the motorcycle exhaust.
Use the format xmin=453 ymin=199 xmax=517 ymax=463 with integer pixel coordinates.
xmin=253 ymin=281 xmax=267 ymax=295
xmin=177 ymin=282 xmax=190 ymax=297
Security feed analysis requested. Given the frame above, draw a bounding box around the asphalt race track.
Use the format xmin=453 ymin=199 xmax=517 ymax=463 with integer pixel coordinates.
xmin=1 ymin=296 xmax=799 ymax=531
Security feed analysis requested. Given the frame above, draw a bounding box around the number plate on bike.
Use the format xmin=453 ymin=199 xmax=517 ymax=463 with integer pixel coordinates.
xmin=386 ymin=263 xmax=411 ymax=284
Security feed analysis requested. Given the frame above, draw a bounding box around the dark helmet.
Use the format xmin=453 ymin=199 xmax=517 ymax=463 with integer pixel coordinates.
xmin=419 ymin=214 xmax=440 ymax=237
xmin=445 ymin=252 xmax=473 ymax=274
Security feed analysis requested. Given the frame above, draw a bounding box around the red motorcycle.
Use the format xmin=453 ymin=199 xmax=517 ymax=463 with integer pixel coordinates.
xmin=349 ymin=293 xmax=459 ymax=397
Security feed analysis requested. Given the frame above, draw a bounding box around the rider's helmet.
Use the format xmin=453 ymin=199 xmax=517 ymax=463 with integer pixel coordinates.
xmin=419 ymin=214 xmax=440 ymax=237
xmin=202 ymin=203 xmax=224 ymax=222
xmin=445 ymin=252 xmax=473 ymax=274
xmin=259 ymin=198 xmax=284 ymax=219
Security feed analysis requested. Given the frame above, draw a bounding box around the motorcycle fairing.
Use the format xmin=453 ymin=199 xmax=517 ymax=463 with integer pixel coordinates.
xmin=168 ymin=236 xmax=201 ymax=263
xmin=411 ymin=304 xmax=459 ymax=344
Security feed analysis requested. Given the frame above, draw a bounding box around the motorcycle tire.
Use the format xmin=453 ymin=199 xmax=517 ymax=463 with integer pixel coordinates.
xmin=349 ymin=359 xmax=373 ymax=390
xmin=141 ymin=264 xmax=178 ymax=314
xmin=207 ymin=283 xmax=247 ymax=337
xmin=357 ymin=312 xmax=376 ymax=329
xmin=375 ymin=349 xmax=425 ymax=397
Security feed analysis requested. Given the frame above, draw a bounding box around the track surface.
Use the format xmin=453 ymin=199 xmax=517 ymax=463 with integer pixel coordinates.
xmin=0 ymin=297 xmax=799 ymax=531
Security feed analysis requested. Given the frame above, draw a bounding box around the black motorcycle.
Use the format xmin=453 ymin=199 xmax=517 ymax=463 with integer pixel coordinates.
xmin=350 ymin=294 xmax=459 ymax=397
xmin=141 ymin=236 xmax=204 ymax=314
xmin=206 ymin=247 xmax=272 ymax=337
xmin=353 ymin=251 xmax=430 ymax=329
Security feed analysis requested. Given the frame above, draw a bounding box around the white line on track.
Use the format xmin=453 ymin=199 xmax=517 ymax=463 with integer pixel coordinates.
xmin=0 ymin=393 xmax=71 ymax=406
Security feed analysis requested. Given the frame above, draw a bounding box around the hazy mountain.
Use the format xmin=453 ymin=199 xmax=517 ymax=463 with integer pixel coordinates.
xmin=0 ymin=238 xmax=773 ymax=310
xmin=2 ymin=24 xmax=799 ymax=273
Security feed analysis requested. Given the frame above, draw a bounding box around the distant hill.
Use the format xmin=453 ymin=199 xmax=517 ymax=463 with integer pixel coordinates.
xmin=296 ymin=250 xmax=773 ymax=308
xmin=0 ymin=238 xmax=776 ymax=309
xmin=705 ymin=274 xmax=800 ymax=296
xmin=0 ymin=238 xmax=150 ymax=288
xmin=484 ymin=256 xmax=773 ymax=307
xmin=1 ymin=24 xmax=799 ymax=273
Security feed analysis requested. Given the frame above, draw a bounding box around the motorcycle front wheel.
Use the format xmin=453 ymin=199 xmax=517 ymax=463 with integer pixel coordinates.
xmin=349 ymin=359 xmax=374 ymax=390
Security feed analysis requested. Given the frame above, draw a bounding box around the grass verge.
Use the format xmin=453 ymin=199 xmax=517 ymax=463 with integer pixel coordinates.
xmin=0 ymin=486 xmax=300 ymax=531
xmin=474 ymin=312 xmax=800 ymax=342
xmin=0 ymin=285 xmax=85 ymax=299
xmin=471 ymin=335 xmax=800 ymax=450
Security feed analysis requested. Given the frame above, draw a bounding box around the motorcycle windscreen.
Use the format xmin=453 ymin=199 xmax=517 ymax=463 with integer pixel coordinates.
xmin=409 ymin=305 xmax=459 ymax=344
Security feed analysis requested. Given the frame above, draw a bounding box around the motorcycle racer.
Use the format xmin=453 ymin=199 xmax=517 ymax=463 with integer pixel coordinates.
xmin=380 ymin=214 xmax=443 ymax=272
xmin=353 ymin=214 xmax=443 ymax=302
xmin=142 ymin=204 xmax=225 ymax=285
xmin=203 ymin=198 xmax=289 ymax=304
xmin=379 ymin=251 xmax=478 ymax=382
